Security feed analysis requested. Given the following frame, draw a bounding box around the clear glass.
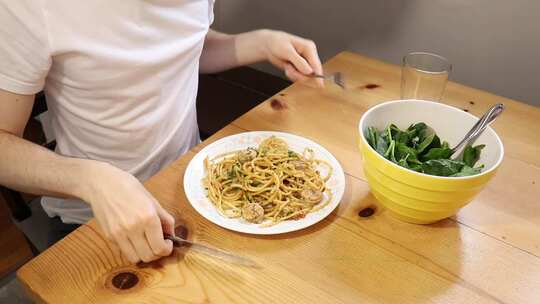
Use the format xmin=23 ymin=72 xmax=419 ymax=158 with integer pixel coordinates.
xmin=401 ymin=52 xmax=452 ymax=101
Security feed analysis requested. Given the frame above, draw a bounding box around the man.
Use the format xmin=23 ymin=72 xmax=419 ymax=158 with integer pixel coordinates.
xmin=0 ymin=1 xmax=323 ymax=263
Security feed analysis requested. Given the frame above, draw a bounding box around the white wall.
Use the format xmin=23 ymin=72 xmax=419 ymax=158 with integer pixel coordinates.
xmin=213 ymin=1 xmax=540 ymax=105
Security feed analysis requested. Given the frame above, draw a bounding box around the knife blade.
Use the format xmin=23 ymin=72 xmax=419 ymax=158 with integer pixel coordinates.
xmin=165 ymin=235 xmax=260 ymax=268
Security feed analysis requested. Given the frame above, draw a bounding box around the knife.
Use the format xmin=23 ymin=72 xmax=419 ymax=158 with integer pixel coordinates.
xmin=164 ymin=234 xmax=260 ymax=268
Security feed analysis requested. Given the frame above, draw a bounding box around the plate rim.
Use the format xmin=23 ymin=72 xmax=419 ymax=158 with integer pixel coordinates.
xmin=183 ymin=131 xmax=346 ymax=235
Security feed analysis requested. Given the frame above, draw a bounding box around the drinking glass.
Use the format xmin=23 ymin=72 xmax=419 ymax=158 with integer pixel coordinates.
xmin=401 ymin=52 xmax=452 ymax=101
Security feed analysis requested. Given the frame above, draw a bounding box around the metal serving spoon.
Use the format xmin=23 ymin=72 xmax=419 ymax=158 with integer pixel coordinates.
xmin=450 ymin=103 xmax=504 ymax=157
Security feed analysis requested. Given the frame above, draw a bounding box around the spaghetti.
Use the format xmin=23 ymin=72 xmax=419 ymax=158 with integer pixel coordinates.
xmin=203 ymin=136 xmax=333 ymax=226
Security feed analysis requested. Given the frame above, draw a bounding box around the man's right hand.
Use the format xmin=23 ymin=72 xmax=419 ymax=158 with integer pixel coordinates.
xmin=0 ymin=89 xmax=175 ymax=264
xmin=83 ymin=161 xmax=175 ymax=263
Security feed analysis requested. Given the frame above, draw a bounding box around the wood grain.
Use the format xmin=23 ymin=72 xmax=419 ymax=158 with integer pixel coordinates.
xmin=17 ymin=52 xmax=540 ymax=303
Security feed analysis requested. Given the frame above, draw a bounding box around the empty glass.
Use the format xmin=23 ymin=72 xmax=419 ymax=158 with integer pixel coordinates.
xmin=401 ymin=52 xmax=452 ymax=101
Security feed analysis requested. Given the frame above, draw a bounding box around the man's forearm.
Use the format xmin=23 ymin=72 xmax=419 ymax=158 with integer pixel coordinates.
xmin=0 ymin=128 xmax=178 ymax=263
xmin=0 ymin=131 xmax=101 ymax=201
xmin=199 ymin=29 xmax=268 ymax=74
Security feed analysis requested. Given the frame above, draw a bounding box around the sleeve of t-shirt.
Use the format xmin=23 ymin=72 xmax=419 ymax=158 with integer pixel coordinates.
xmin=208 ymin=0 xmax=215 ymax=25
xmin=0 ymin=1 xmax=51 ymax=95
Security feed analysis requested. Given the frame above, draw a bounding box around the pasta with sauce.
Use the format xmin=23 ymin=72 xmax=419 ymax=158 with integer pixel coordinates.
xmin=202 ymin=136 xmax=333 ymax=226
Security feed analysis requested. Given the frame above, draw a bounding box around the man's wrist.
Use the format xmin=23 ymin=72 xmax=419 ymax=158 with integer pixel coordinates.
xmin=74 ymin=159 xmax=112 ymax=204
xmin=250 ymin=29 xmax=268 ymax=60
xmin=252 ymin=29 xmax=273 ymax=62
xmin=235 ymin=29 xmax=271 ymax=65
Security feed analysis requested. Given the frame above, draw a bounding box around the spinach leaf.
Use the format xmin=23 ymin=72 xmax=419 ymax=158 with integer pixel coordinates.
xmin=367 ymin=122 xmax=486 ymax=177
xmin=365 ymin=127 xmax=388 ymax=156
xmin=364 ymin=126 xmax=378 ymax=149
xmin=427 ymin=135 xmax=442 ymax=150
xmin=394 ymin=130 xmax=411 ymax=145
xmin=422 ymin=147 xmax=453 ymax=161
xmin=375 ymin=135 xmax=389 ymax=156
xmin=389 ymin=124 xmax=411 ymax=145
xmin=416 ymin=126 xmax=442 ymax=154
xmin=462 ymin=144 xmax=485 ymax=167
xmin=419 ymin=134 xmax=442 ymax=156
xmin=407 ymin=122 xmax=427 ymax=135
xmin=385 ymin=125 xmax=393 ymax=142
xmin=410 ymin=135 xmax=420 ymax=149
xmin=389 ymin=124 xmax=400 ymax=137
xmin=395 ymin=142 xmax=421 ymax=165
xmin=416 ymin=133 xmax=435 ymax=153
xmin=421 ymin=159 xmax=465 ymax=176
xmin=407 ymin=123 xmax=425 ymax=149
xmin=450 ymin=165 xmax=484 ymax=177
xmin=398 ymin=156 xmax=410 ymax=168
xmin=385 ymin=140 xmax=397 ymax=163
xmin=408 ymin=164 xmax=423 ymax=172
xmin=380 ymin=125 xmax=399 ymax=163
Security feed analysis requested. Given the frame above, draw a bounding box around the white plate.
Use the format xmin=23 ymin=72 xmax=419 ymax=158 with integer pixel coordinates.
xmin=183 ymin=131 xmax=346 ymax=235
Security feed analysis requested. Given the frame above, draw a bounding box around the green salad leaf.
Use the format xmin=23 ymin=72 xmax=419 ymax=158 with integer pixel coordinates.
xmin=422 ymin=147 xmax=452 ymax=161
xmin=365 ymin=122 xmax=486 ymax=177
xmin=462 ymin=144 xmax=485 ymax=167
xmin=421 ymin=159 xmax=464 ymax=176
xmin=450 ymin=165 xmax=484 ymax=177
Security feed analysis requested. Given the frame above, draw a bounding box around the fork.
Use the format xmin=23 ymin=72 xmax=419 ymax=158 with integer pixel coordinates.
xmin=308 ymin=72 xmax=345 ymax=89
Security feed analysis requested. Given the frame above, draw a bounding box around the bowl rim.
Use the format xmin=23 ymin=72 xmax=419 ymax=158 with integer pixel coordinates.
xmin=358 ymin=99 xmax=505 ymax=180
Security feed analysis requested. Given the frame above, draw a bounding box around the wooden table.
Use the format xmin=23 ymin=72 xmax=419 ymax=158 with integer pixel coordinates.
xmin=17 ymin=52 xmax=540 ymax=303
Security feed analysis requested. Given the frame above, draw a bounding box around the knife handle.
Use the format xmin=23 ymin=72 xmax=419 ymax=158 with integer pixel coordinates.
xmin=164 ymin=234 xmax=189 ymax=247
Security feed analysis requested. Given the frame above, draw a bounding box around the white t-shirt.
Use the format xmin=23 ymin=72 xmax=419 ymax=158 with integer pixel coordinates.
xmin=0 ymin=0 xmax=214 ymax=223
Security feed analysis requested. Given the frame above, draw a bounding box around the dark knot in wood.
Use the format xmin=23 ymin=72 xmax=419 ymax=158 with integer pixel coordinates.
xmin=112 ymin=272 xmax=139 ymax=290
xmin=270 ymin=99 xmax=287 ymax=110
xmin=364 ymin=84 xmax=380 ymax=89
xmin=358 ymin=206 xmax=376 ymax=218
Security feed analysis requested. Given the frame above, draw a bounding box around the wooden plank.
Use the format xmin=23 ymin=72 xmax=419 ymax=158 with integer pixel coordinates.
xmin=17 ymin=53 xmax=540 ymax=303
xmin=17 ymin=126 xmax=540 ymax=303
xmin=231 ymin=52 xmax=540 ymax=256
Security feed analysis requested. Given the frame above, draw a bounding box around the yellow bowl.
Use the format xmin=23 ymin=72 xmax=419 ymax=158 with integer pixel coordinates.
xmin=358 ymin=100 xmax=504 ymax=224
